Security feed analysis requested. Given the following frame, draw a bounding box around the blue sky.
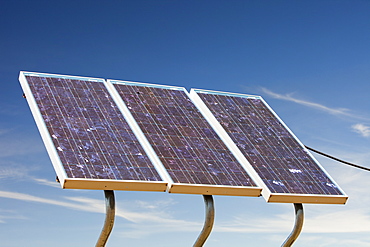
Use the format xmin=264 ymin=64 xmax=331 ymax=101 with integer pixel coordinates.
xmin=1 ymin=1 xmax=370 ymax=246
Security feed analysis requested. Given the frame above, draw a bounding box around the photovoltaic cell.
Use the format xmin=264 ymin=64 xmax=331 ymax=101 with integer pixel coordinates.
xmin=110 ymin=80 xmax=261 ymax=196
xmin=191 ymin=89 xmax=347 ymax=204
xmin=19 ymin=72 xmax=167 ymax=191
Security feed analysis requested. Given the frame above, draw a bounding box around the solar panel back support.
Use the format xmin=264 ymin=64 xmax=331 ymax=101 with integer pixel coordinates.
xmin=19 ymin=71 xmax=168 ymax=192
xmin=189 ymin=89 xmax=348 ymax=204
xmin=107 ymin=79 xmax=262 ymax=197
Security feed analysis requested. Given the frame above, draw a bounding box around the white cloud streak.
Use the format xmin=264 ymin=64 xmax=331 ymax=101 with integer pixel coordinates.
xmin=0 ymin=209 xmax=27 ymax=223
xmin=260 ymin=87 xmax=366 ymax=120
xmin=260 ymin=87 xmax=370 ymax=140
xmin=0 ymin=191 xmax=96 ymax=213
xmin=213 ymin=207 xmax=370 ymax=234
xmin=0 ymin=165 xmax=30 ymax=179
xmin=32 ymin=178 xmax=61 ymax=188
xmin=352 ymin=124 xmax=370 ymax=138
xmin=0 ymin=190 xmax=201 ymax=237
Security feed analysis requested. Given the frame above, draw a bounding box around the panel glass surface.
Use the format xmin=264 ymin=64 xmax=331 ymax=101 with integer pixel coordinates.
xmin=113 ymin=83 xmax=257 ymax=187
xmin=25 ymin=74 xmax=162 ymax=182
xmin=196 ymin=92 xmax=344 ymax=196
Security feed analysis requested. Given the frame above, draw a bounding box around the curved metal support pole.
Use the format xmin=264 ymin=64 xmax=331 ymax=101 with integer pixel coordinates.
xmin=281 ymin=203 xmax=304 ymax=247
xmin=96 ymin=190 xmax=116 ymax=247
xmin=193 ymin=195 xmax=215 ymax=247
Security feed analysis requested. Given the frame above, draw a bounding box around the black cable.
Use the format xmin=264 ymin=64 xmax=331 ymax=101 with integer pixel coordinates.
xmin=305 ymin=145 xmax=370 ymax=172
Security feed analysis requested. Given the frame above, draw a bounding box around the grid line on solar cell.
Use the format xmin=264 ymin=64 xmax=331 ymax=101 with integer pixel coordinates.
xmin=196 ymin=92 xmax=344 ymax=196
xmin=112 ymin=83 xmax=257 ymax=187
xmin=25 ymin=75 xmax=162 ymax=182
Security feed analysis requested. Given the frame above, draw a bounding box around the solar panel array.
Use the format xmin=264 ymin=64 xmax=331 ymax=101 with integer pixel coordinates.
xmin=190 ymin=89 xmax=347 ymax=204
xmin=19 ymin=71 xmax=347 ymax=204
xmin=110 ymin=80 xmax=261 ymax=196
xmin=19 ymin=72 xmax=167 ymax=191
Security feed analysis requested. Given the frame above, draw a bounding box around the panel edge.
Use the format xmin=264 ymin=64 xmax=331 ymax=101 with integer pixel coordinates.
xmin=169 ymin=183 xmax=262 ymax=197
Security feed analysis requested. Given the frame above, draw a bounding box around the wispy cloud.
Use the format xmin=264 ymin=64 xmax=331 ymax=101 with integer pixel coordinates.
xmin=260 ymin=87 xmax=367 ymax=120
xmin=134 ymin=198 xmax=177 ymax=210
xmin=0 ymin=191 xmax=96 ymax=213
xmin=0 ymin=190 xmax=201 ymax=236
xmin=214 ymin=206 xmax=370 ymax=234
xmin=352 ymin=124 xmax=370 ymax=138
xmin=260 ymin=87 xmax=370 ymax=140
xmin=292 ymin=235 xmax=370 ymax=247
xmin=32 ymin=178 xmax=61 ymax=188
xmin=64 ymin=196 xmax=190 ymax=225
xmin=0 ymin=209 xmax=27 ymax=223
xmin=62 ymin=196 xmax=202 ymax=238
xmin=260 ymin=87 xmax=349 ymax=115
xmin=303 ymin=208 xmax=370 ymax=233
xmin=0 ymin=164 xmax=32 ymax=180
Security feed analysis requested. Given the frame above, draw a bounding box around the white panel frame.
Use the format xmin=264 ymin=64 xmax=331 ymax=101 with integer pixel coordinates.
xmin=19 ymin=71 xmax=168 ymax=192
xmin=190 ymin=88 xmax=348 ymax=204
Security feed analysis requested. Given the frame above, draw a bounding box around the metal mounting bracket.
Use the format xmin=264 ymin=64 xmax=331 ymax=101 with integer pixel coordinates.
xmin=281 ymin=203 xmax=304 ymax=247
xmin=96 ymin=190 xmax=116 ymax=247
xmin=193 ymin=195 xmax=215 ymax=247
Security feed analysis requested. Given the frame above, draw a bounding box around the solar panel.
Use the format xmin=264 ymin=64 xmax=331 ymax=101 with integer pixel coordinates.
xmin=190 ymin=89 xmax=348 ymax=204
xmin=108 ymin=80 xmax=262 ymax=196
xmin=19 ymin=72 xmax=168 ymax=191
